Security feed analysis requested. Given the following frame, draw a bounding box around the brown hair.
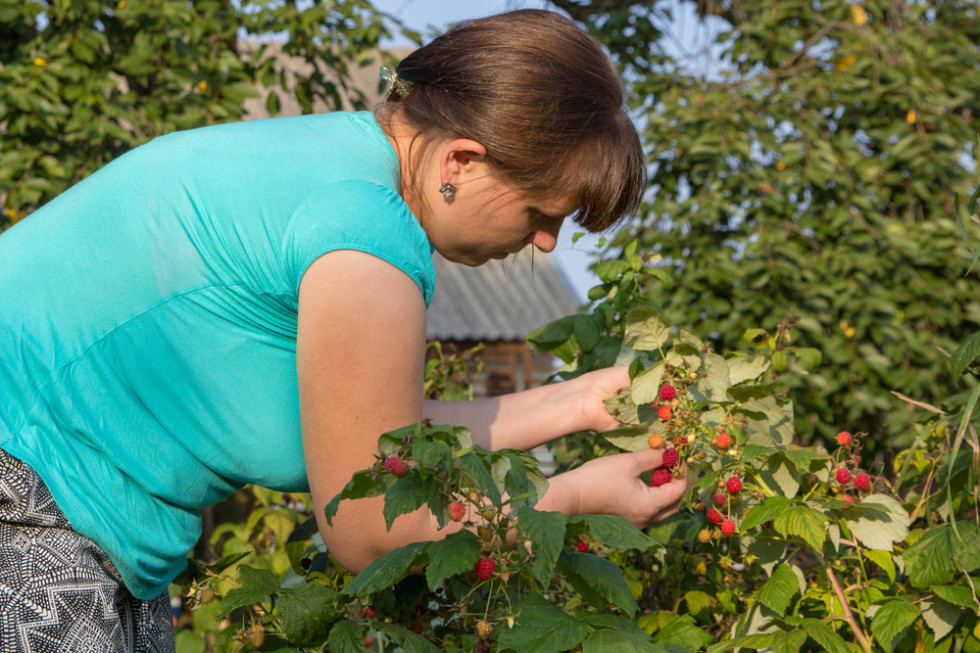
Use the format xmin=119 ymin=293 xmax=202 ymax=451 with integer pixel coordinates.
xmin=376 ymin=9 xmax=645 ymax=233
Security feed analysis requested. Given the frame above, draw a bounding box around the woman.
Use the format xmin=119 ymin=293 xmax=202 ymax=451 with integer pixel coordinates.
xmin=0 ymin=9 xmax=686 ymax=650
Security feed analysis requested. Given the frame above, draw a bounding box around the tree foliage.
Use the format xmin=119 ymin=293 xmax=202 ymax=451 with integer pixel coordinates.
xmin=569 ymin=0 xmax=980 ymax=449
xmin=0 ymin=0 xmax=406 ymax=229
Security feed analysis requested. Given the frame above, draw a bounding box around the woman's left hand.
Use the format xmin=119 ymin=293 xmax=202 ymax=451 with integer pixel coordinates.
xmin=565 ymin=365 xmax=632 ymax=433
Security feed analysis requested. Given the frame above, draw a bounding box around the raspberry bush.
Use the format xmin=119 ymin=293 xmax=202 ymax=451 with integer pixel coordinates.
xmin=174 ymin=238 xmax=980 ymax=651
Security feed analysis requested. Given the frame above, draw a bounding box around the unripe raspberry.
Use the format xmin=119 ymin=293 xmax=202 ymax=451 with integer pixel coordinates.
xmin=836 ymin=431 xmax=853 ymax=446
xmin=650 ymin=468 xmax=672 ymax=487
xmin=836 ymin=468 xmax=851 ymax=484
xmin=576 ymin=540 xmax=588 ymax=552
xmin=448 ymin=501 xmax=466 ymax=522
xmin=248 ymin=626 xmax=265 ymax=648
xmin=697 ymin=528 xmax=712 ymax=543
xmin=658 ymin=384 xmax=677 ymax=401
xmin=707 ymin=507 xmax=723 ymax=524
xmin=647 ymin=433 xmax=664 ymax=449
xmin=720 ymin=520 xmax=736 ymax=536
xmin=726 ymin=477 xmax=742 ymax=494
xmin=662 ymin=448 xmax=680 ymax=469
xmin=384 ymin=456 xmax=407 ymax=477
xmin=198 ymin=588 xmax=214 ymax=604
xmin=716 ymin=432 xmax=733 ymax=450
xmin=854 ymin=471 xmax=871 ymax=489
xmin=476 ymin=619 xmax=492 ymax=638
xmin=475 ymin=556 xmax=496 ymax=581
xmin=658 ymin=405 xmax=673 ymax=421
xmin=711 ymin=491 xmax=727 ymax=506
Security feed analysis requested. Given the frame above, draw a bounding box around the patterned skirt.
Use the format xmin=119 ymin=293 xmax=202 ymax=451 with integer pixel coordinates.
xmin=0 ymin=448 xmax=174 ymax=653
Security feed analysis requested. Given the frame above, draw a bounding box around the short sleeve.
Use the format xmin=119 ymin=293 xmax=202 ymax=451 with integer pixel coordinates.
xmin=281 ymin=180 xmax=435 ymax=306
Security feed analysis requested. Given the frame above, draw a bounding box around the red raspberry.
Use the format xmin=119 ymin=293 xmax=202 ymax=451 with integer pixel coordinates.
xmin=658 ymin=405 xmax=673 ymax=421
xmin=674 ymin=435 xmax=688 ymax=446
xmin=409 ymin=621 xmax=424 ymax=634
xmin=576 ymin=540 xmax=588 ymax=552
xmin=854 ymin=471 xmax=871 ymax=489
xmin=843 ymin=495 xmax=855 ymax=504
xmin=658 ymin=384 xmax=677 ymax=401
xmin=363 ymin=636 xmax=376 ymax=647
xmin=476 ymin=646 xmax=490 ymax=653
xmin=707 ymin=507 xmax=723 ymax=524
xmin=475 ymin=556 xmax=496 ymax=581
xmin=662 ymin=448 xmax=680 ymax=468
xmin=726 ymin=477 xmax=742 ymax=494
xmin=650 ymin=468 xmax=672 ymax=487
xmin=448 ymin=501 xmax=466 ymax=522
xmin=836 ymin=431 xmax=853 ymax=446
xmin=836 ymin=468 xmax=851 ymax=484
xmin=384 ymin=456 xmax=407 ymax=477
xmin=711 ymin=491 xmax=727 ymax=506
xmin=720 ymin=520 xmax=736 ymax=536
xmin=716 ymin=432 xmax=733 ymax=450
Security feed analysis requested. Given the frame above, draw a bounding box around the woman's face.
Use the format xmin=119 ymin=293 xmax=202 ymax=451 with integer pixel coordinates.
xmin=412 ymin=140 xmax=578 ymax=267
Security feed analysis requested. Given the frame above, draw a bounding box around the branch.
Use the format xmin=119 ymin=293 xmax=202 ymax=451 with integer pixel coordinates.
xmin=826 ymin=567 xmax=874 ymax=653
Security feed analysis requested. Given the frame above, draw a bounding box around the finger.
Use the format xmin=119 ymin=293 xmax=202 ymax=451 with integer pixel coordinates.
xmin=621 ymin=447 xmax=666 ymax=474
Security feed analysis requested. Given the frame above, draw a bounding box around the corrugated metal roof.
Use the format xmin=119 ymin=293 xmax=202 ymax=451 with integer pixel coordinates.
xmin=426 ymin=252 xmax=583 ymax=342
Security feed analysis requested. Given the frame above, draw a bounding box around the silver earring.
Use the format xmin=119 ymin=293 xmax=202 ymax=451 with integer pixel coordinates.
xmin=439 ymin=182 xmax=456 ymax=201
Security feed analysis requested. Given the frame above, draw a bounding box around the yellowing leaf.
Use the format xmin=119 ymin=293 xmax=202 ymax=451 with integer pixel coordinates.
xmin=851 ymin=5 xmax=868 ymax=25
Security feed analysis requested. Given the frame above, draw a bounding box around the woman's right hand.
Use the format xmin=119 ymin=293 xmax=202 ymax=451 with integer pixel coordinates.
xmin=544 ymin=448 xmax=687 ymax=529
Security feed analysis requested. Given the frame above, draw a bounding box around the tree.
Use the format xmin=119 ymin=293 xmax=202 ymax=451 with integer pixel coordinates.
xmin=560 ymin=0 xmax=980 ymax=450
xmin=0 ymin=0 xmax=406 ymax=229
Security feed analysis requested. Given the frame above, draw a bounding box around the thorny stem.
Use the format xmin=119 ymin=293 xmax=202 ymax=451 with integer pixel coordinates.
xmin=826 ymin=566 xmax=873 ymax=653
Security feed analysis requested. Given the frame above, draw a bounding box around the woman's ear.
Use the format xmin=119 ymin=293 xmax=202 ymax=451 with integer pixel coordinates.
xmin=440 ymin=139 xmax=488 ymax=186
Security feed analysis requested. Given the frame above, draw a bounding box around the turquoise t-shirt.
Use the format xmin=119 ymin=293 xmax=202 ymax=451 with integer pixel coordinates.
xmin=0 ymin=111 xmax=434 ymax=600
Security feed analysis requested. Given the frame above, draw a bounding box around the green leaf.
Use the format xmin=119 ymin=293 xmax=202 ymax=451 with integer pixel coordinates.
xmin=795 ymin=618 xmax=851 ymax=653
xmin=792 ymin=347 xmax=822 ymax=371
xmin=383 ymin=474 xmax=429 ymax=530
xmin=374 ymin=622 xmax=441 ymax=653
xmin=602 ymin=427 xmax=653 ymax=452
xmin=325 ymin=470 xmax=386 ymax=523
xmin=951 ymin=330 xmax=980 ymax=377
xmin=931 ymin=582 xmax=979 ymax=608
xmin=575 ymin=314 xmax=602 ymax=352
xmin=631 ymin=361 xmax=666 ymax=405
xmin=904 ymin=525 xmax=957 ymax=588
xmin=423 ymin=530 xmax=482 ymax=591
xmin=558 ymin=550 xmax=639 ymax=617
xmin=583 ymin=627 xmax=665 ymax=653
xmin=921 ymin=598 xmax=963 ymax=642
xmin=759 ymin=453 xmax=801 ymax=499
xmin=341 ymin=540 xmax=428 ymax=596
xmin=277 ymin=582 xmax=343 ymax=647
xmin=411 ymin=439 xmax=452 ymax=472
xmin=593 ymin=259 xmax=632 ymax=282
xmin=870 ymin=599 xmax=920 ymax=651
xmin=771 ymin=628 xmax=807 ymax=653
xmin=219 ymin=566 xmax=280 ymax=616
xmin=864 ymin=549 xmax=896 ymax=583
xmin=773 ymin=504 xmax=828 ymax=551
xmin=693 ymin=352 xmax=731 ymax=401
xmin=569 ymin=514 xmax=660 ymax=551
xmin=517 ymin=507 xmax=567 ymax=586
xmin=526 ymin=316 xmax=576 ymax=351
xmin=727 ymin=354 xmax=770 ymax=384
xmin=458 ymin=452 xmax=502 ymax=507
xmin=624 ymin=307 xmax=671 ymax=351
xmin=683 ymin=590 xmax=715 ymax=615
xmin=842 ymin=494 xmax=910 ymax=551
xmin=654 ymin=614 xmax=715 ymax=650
xmin=327 ymin=618 xmax=367 ymax=653
xmin=757 ymin=563 xmax=801 ymax=616
xmin=496 ymin=594 xmax=588 ymax=653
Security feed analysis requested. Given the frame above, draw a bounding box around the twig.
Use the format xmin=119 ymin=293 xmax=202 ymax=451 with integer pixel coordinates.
xmin=826 ymin=567 xmax=873 ymax=653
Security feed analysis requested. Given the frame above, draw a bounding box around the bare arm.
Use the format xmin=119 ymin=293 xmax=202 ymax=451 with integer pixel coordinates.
xmin=422 ymin=366 xmax=630 ymax=451
xmin=298 ymin=252 xmax=684 ymax=572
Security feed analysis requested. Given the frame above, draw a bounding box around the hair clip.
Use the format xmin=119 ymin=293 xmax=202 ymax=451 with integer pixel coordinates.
xmin=379 ymin=66 xmax=414 ymax=98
